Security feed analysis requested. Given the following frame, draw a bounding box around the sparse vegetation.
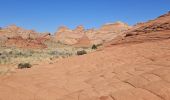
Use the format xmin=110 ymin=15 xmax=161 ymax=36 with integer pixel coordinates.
xmin=18 ymin=63 xmax=32 ymax=69
xmin=77 ymin=50 xmax=87 ymax=55
xmin=0 ymin=44 xmax=92 ymax=65
xmin=0 ymin=52 xmax=11 ymax=64
xmin=0 ymin=41 xmax=92 ymax=74
xmin=92 ymin=44 xmax=97 ymax=49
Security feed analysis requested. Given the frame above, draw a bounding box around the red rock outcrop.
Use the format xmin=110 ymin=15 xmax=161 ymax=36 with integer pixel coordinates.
xmin=55 ymin=25 xmax=84 ymax=45
xmin=109 ymin=11 xmax=170 ymax=45
xmin=55 ymin=22 xmax=131 ymax=46
xmin=5 ymin=36 xmax=47 ymax=49
xmin=99 ymin=21 xmax=131 ymax=33
xmin=73 ymin=25 xmax=85 ymax=33
xmin=0 ymin=25 xmax=50 ymax=49
xmin=1 ymin=25 xmax=39 ymax=39
xmin=74 ymin=34 xmax=91 ymax=47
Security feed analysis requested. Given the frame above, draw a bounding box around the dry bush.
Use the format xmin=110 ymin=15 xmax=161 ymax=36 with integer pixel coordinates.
xmin=77 ymin=50 xmax=87 ymax=55
xmin=18 ymin=63 xmax=32 ymax=69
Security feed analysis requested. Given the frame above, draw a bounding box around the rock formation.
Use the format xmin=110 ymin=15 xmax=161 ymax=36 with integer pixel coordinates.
xmin=1 ymin=25 xmax=38 ymax=39
xmin=5 ymin=36 xmax=47 ymax=49
xmin=1 ymin=11 xmax=170 ymax=100
xmin=55 ymin=22 xmax=131 ymax=46
xmin=109 ymin=11 xmax=170 ymax=45
xmin=55 ymin=26 xmax=85 ymax=45
xmin=99 ymin=21 xmax=131 ymax=33
xmin=74 ymin=34 xmax=91 ymax=47
xmin=73 ymin=25 xmax=85 ymax=33
xmin=0 ymin=25 xmax=50 ymax=49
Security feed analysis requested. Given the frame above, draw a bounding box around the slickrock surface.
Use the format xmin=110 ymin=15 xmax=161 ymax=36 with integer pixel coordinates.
xmin=0 ymin=38 xmax=170 ymax=100
xmin=109 ymin=12 xmax=170 ymax=45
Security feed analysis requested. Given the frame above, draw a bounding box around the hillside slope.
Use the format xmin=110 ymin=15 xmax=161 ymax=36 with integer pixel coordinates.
xmin=0 ymin=38 xmax=170 ymax=100
xmin=109 ymin=11 xmax=170 ymax=45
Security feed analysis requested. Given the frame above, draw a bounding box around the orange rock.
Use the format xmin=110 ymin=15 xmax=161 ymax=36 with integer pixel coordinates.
xmin=0 ymin=25 xmax=50 ymax=49
xmin=108 ymin=11 xmax=170 ymax=45
xmin=55 ymin=22 xmax=131 ymax=45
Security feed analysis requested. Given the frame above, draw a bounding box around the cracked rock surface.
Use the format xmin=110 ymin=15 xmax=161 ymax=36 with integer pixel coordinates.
xmin=0 ymin=38 xmax=170 ymax=100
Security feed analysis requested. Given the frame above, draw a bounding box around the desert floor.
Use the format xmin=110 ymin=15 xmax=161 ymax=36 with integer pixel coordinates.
xmin=0 ymin=39 xmax=170 ymax=100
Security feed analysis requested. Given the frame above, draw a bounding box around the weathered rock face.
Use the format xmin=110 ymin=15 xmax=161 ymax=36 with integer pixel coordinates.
xmin=74 ymin=35 xmax=91 ymax=47
xmin=127 ymin=12 xmax=170 ymax=35
xmin=85 ymin=22 xmax=131 ymax=45
xmin=55 ymin=22 xmax=131 ymax=46
xmin=108 ymin=11 xmax=170 ymax=45
xmin=55 ymin=26 xmax=85 ymax=45
xmin=0 ymin=25 xmax=50 ymax=49
xmin=57 ymin=26 xmax=71 ymax=33
xmin=5 ymin=36 xmax=47 ymax=49
xmin=2 ymin=25 xmax=39 ymax=39
xmin=99 ymin=21 xmax=131 ymax=33
xmin=73 ymin=25 xmax=85 ymax=33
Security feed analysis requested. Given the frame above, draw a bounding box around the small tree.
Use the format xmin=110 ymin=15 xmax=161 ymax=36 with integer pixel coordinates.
xmin=92 ymin=44 xmax=97 ymax=49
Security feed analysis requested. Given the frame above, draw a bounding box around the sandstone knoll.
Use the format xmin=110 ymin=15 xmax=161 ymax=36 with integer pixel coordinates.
xmin=99 ymin=21 xmax=131 ymax=33
xmin=0 ymin=12 xmax=170 ymax=100
xmin=0 ymin=25 xmax=50 ymax=49
xmin=0 ymin=25 xmax=38 ymax=39
xmin=74 ymin=34 xmax=91 ymax=47
xmin=55 ymin=22 xmax=131 ymax=46
xmin=0 ymin=21 xmax=131 ymax=48
xmin=109 ymin=11 xmax=170 ymax=45
xmin=0 ymin=34 xmax=170 ymax=100
xmin=55 ymin=26 xmax=85 ymax=45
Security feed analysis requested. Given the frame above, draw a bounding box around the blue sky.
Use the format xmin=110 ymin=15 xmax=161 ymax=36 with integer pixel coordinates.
xmin=0 ymin=0 xmax=170 ymax=33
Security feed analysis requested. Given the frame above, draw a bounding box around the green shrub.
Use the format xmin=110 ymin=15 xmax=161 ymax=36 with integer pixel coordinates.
xmin=18 ymin=63 xmax=32 ymax=69
xmin=92 ymin=44 xmax=97 ymax=49
xmin=77 ymin=50 xmax=87 ymax=55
